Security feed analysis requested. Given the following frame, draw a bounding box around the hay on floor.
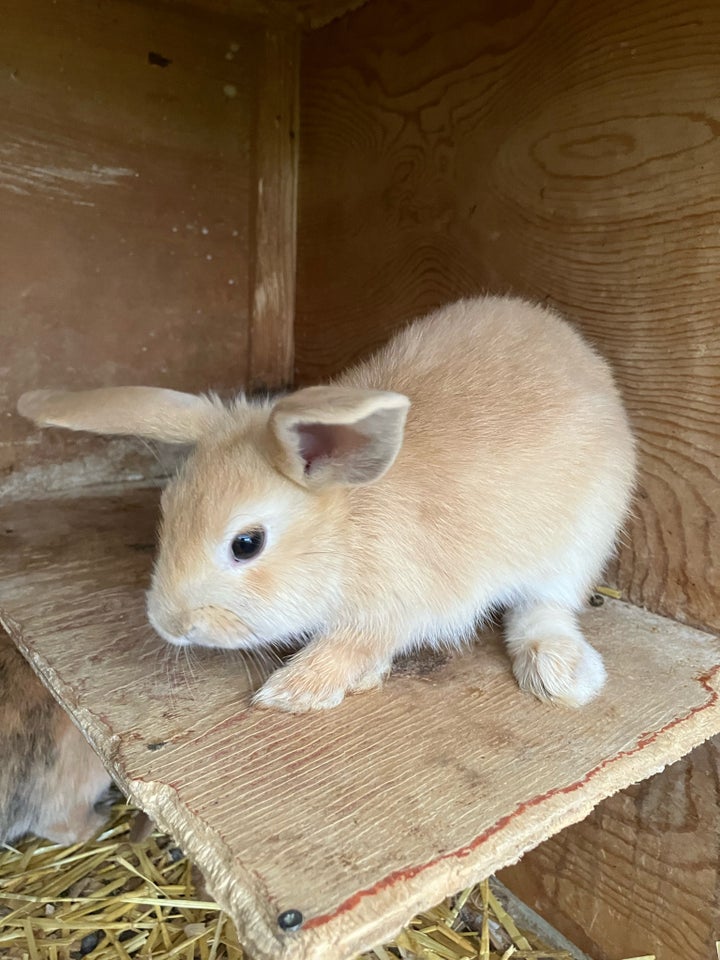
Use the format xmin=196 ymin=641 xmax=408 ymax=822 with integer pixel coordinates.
xmin=0 ymin=802 xmax=654 ymax=960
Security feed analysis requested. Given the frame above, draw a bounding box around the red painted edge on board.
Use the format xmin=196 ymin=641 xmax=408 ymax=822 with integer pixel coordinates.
xmin=304 ymin=664 xmax=720 ymax=931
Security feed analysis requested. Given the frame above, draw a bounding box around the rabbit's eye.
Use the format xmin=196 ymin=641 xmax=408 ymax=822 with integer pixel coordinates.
xmin=230 ymin=528 xmax=266 ymax=562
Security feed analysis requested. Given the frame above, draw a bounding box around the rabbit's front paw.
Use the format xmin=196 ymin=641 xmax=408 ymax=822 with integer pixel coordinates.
xmin=253 ymin=662 xmax=348 ymax=713
xmin=253 ymin=647 xmax=392 ymax=713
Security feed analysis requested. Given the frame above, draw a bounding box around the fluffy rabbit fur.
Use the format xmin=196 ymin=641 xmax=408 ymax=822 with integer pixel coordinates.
xmin=18 ymin=297 xmax=636 ymax=713
xmin=0 ymin=630 xmax=112 ymax=844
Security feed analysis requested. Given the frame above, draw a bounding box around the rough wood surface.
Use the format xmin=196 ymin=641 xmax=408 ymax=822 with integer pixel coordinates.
xmin=248 ymin=26 xmax=299 ymax=390
xmin=500 ymin=737 xmax=720 ymax=960
xmin=282 ymin=0 xmax=371 ymax=28
xmin=296 ymin=0 xmax=720 ymax=634
xmin=154 ymin=0 xmax=370 ymax=30
xmin=0 ymin=0 xmax=257 ymax=496
xmin=1 ymin=488 xmax=720 ymax=960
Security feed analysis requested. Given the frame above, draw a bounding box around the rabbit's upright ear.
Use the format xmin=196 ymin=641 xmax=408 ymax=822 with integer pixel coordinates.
xmin=269 ymin=386 xmax=410 ymax=488
xmin=17 ymin=387 xmax=222 ymax=444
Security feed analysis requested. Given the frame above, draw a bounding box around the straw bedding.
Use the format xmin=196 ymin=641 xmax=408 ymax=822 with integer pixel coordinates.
xmin=0 ymin=801 xmax=654 ymax=960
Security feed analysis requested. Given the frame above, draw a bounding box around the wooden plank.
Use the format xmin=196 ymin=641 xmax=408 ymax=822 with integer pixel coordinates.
xmin=0 ymin=0 xmax=258 ymax=498
xmin=247 ymin=26 xmax=299 ymax=391
xmin=295 ymin=0 xmax=720 ymax=634
xmin=499 ymin=737 xmax=720 ymax=960
xmin=151 ymin=0 xmax=371 ymax=30
xmin=279 ymin=0 xmax=371 ymax=28
xmin=1 ymin=488 xmax=720 ymax=960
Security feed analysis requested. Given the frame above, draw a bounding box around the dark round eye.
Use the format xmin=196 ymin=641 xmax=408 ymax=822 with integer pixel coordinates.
xmin=230 ymin=528 xmax=266 ymax=562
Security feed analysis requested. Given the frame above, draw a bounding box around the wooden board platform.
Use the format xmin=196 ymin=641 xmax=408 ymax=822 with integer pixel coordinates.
xmin=1 ymin=487 xmax=720 ymax=960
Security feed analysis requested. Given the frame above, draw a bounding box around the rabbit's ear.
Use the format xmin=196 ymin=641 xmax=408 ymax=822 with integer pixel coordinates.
xmin=17 ymin=387 xmax=221 ymax=444
xmin=270 ymin=386 xmax=410 ymax=488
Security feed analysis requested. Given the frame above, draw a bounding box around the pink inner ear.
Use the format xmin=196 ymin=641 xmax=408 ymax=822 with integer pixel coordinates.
xmin=294 ymin=422 xmax=366 ymax=474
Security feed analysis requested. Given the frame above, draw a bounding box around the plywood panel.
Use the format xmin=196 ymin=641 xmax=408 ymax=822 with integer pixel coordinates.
xmin=156 ymin=0 xmax=371 ymax=30
xmin=1 ymin=488 xmax=720 ymax=959
xmin=0 ymin=0 xmax=257 ymax=496
xmin=281 ymin=0 xmax=370 ymax=28
xmin=248 ymin=26 xmax=299 ymax=390
xmin=499 ymin=737 xmax=720 ymax=960
xmin=296 ymin=0 xmax=720 ymax=633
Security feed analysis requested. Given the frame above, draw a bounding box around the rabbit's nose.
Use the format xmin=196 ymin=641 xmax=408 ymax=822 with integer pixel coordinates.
xmin=145 ymin=596 xmax=190 ymax=645
xmin=150 ymin=619 xmax=190 ymax=646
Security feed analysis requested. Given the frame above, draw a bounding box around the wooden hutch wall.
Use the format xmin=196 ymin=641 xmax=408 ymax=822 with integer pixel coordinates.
xmin=0 ymin=0 xmax=299 ymax=499
xmin=295 ymin=0 xmax=720 ymax=636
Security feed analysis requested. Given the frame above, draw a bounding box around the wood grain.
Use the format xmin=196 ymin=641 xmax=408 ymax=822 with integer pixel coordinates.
xmin=280 ymin=0 xmax=371 ymax=28
xmin=1 ymin=489 xmax=720 ymax=959
xmin=500 ymin=737 xmax=720 ymax=960
xmin=152 ymin=0 xmax=371 ymax=30
xmin=296 ymin=0 xmax=720 ymax=633
xmin=247 ymin=25 xmax=299 ymax=391
xmin=0 ymin=0 xmax=258 ymax=497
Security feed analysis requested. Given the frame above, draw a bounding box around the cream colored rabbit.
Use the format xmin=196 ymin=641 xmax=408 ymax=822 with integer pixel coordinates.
xmin=18 ymin=297 xmax=636 ymax=713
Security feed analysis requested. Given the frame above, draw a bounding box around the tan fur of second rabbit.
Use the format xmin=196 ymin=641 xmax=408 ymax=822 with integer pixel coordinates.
xmin=18 ymin=297 xmax=636 ymax=713
xmin=0 ymin=631 xmax=112 ymax=844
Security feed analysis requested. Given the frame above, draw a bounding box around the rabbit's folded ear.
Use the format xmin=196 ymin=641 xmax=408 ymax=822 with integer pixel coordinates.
xmin=269 ymin=386 xmax=410 ymax=488
xmin=17 ymin=387 xmax=221 ymax=444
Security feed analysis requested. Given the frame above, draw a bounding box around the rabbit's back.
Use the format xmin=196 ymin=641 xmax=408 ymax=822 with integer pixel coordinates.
xmin=340 ymin=297 xmax=635 ymax=618
xmin=345 ymin=296 xmax=625 ymax=447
